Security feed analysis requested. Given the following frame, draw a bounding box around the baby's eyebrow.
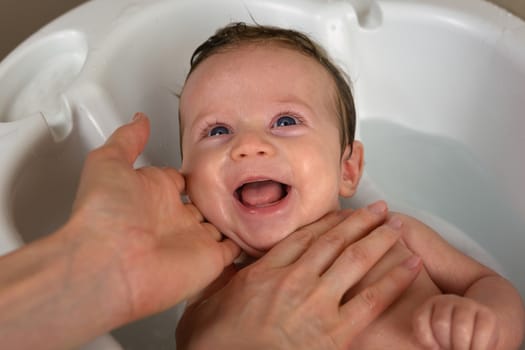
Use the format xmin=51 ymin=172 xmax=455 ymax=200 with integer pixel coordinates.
xmin=182 ymin=111 xmax=221 ymax=137
xmin=273 ymin=98 xmax=317 ymax=115
xmin=179 ymin=109 xmax=205 ymax=139
xmin=275 ymin=94 xmax=310 ymax=105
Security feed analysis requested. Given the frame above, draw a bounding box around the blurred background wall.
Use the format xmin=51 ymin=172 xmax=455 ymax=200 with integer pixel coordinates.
xmin=1 ymin=0 xmax=524 ymax=61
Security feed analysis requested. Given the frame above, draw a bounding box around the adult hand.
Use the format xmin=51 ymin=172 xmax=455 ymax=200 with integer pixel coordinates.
xmin=176 ymin=203 xmax=422 ymax=350
xmin=0 ymin=113 xmax=240 ymax=350
xmin=71 ymin=112 xmax=241 ymax=318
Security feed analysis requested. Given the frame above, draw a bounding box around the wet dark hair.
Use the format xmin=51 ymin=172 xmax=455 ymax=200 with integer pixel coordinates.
xmin=182 ymin=22 xmax=356 ymax=153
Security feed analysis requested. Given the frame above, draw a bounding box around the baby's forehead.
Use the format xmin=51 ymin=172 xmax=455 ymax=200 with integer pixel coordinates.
xmin=182 ymin=42 xmax=336 ymax=95
xmin=179 ymin=41 xmax=341 ymax=124
xmin=217 ymin=41 xmax=319 ymax=66
xmin=181 ymin=42 xmax=335 ymax=102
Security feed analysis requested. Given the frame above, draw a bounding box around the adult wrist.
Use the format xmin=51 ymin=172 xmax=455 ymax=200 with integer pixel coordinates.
xmin=55 ymin=216 xmax=135 ymax=332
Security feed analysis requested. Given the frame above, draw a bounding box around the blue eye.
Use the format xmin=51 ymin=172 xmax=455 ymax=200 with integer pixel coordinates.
xmin=208 ymin=125 xmax=230 ymax=137
xmin=273 ymin=115 xmax=297 ymax=128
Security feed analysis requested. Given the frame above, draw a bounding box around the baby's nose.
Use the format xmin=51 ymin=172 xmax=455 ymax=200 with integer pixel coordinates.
xmin=230 ymin=131 xmax=276 ymax=160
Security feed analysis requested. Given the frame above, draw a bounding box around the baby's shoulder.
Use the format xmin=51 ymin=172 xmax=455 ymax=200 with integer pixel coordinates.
xmin=388 ymin=211 xmax=464 ymax=265
xmin=390 ymin=212 xmax=441 ymax=242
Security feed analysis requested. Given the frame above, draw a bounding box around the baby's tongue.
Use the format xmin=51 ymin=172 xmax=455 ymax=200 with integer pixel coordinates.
xmin=240 ymin=180 xmax=283 ymax=207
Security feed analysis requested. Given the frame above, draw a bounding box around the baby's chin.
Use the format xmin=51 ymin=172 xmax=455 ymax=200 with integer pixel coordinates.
xmin=233 ymin=232 xmax=291 ymax=258
xmin=225 ymin=220 xmax=310 ymax=258
xmin=233 ymin=237 xmax=274 ymax=258
xmin=241 ymin=245 xmax=267 ymax=258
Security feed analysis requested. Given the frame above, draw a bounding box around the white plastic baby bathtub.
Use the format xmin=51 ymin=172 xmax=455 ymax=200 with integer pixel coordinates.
xmin=0 ymin=0 xmax=524 ymax=348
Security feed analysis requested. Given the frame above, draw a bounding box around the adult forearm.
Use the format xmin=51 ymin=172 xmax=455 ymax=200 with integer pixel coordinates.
xmin=0 ymin=115 xmax=242 ymax=349
xmin=465 ymin=274 xmax=525 ymax=349
xmin=0 ymin=221 xmax=129 ymax=350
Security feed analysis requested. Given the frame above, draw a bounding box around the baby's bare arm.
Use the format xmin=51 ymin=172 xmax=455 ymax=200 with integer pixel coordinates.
xmin=462 ymin=274 xmax=525 ymax=348
xmin=398 ymin=213 xmax=525 ymax=349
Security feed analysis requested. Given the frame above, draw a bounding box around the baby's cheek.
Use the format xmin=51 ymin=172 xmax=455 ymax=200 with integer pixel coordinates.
xmin=310 ymin=181 xmax=341 ymax=210
xmin=195 ymin=195 xmax=229 ymax=230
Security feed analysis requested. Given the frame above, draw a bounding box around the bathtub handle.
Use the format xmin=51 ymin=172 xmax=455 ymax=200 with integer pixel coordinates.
xmin=342 ymin=0 xmax=383 ymax=29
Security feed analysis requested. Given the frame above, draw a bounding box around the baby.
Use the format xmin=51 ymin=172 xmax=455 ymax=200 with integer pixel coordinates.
xmin=178 ymin=23 xmax=524 ymax=349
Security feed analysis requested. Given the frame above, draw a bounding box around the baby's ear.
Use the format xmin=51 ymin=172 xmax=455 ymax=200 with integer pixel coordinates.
xmin=339 ymin=141 xmax=364 ymax=197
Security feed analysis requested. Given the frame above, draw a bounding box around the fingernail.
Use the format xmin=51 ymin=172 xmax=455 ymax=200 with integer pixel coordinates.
xmin=387 ymin=217 xmax=403 ymax=230
xmin=403 ymin=255 xmax=421 ymax=270
xmin=367 ymin=200 xmax=387 ymax=215
xmin=132 ymin=112 xmax=143 ymax=122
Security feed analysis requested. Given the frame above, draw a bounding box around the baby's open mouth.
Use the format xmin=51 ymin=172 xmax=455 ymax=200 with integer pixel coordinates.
xmin=235 ymin=180 xmax=290 ymax=208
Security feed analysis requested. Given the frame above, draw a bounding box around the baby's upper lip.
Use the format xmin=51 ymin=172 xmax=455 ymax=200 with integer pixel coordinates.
xmin=228 ymin=163 xmax=292 ymax=197
xmin=233 ymin=175 xmax=289 ymax=192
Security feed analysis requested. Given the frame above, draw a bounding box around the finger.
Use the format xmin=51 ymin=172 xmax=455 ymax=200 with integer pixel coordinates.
xmin=184 ymin=203 xmax=205 ymax=223
xmin=451 ymin=305 xmax=475 ymax=350
xmin=103 ymin=112 xmax=151 ymax=165
xmin=413 ymin=301 xmax=441 ymax=349
xmin=258 ymin=210 xmax=349 ymax=269
xmin=259 ymin=201 xmax=387 ymax=270
xmin=321 ymin=218 xmax=403 ymax=299
xmin=295 ymin=202 xmax=389 ymax=276
xmin=218 ymin=239 xmax=242 ymax=267
xmin=470 ymin=308 xmax=499 ymax=350
xmin=431 ymin=300 xmax=454 ymax=349
xmin=202 ymin=222 xmax=222 ymax=241
xmin=186 ymin=264 xmax=238 ymax=308
xmin=336 ymin=255 xmax=422 ymax=348
xmin=162 ymin=167 xmax=186 ymax=194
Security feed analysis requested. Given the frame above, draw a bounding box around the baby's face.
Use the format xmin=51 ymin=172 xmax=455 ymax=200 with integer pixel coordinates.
xmin=180 ymin=44 xmax=355 ymax=256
